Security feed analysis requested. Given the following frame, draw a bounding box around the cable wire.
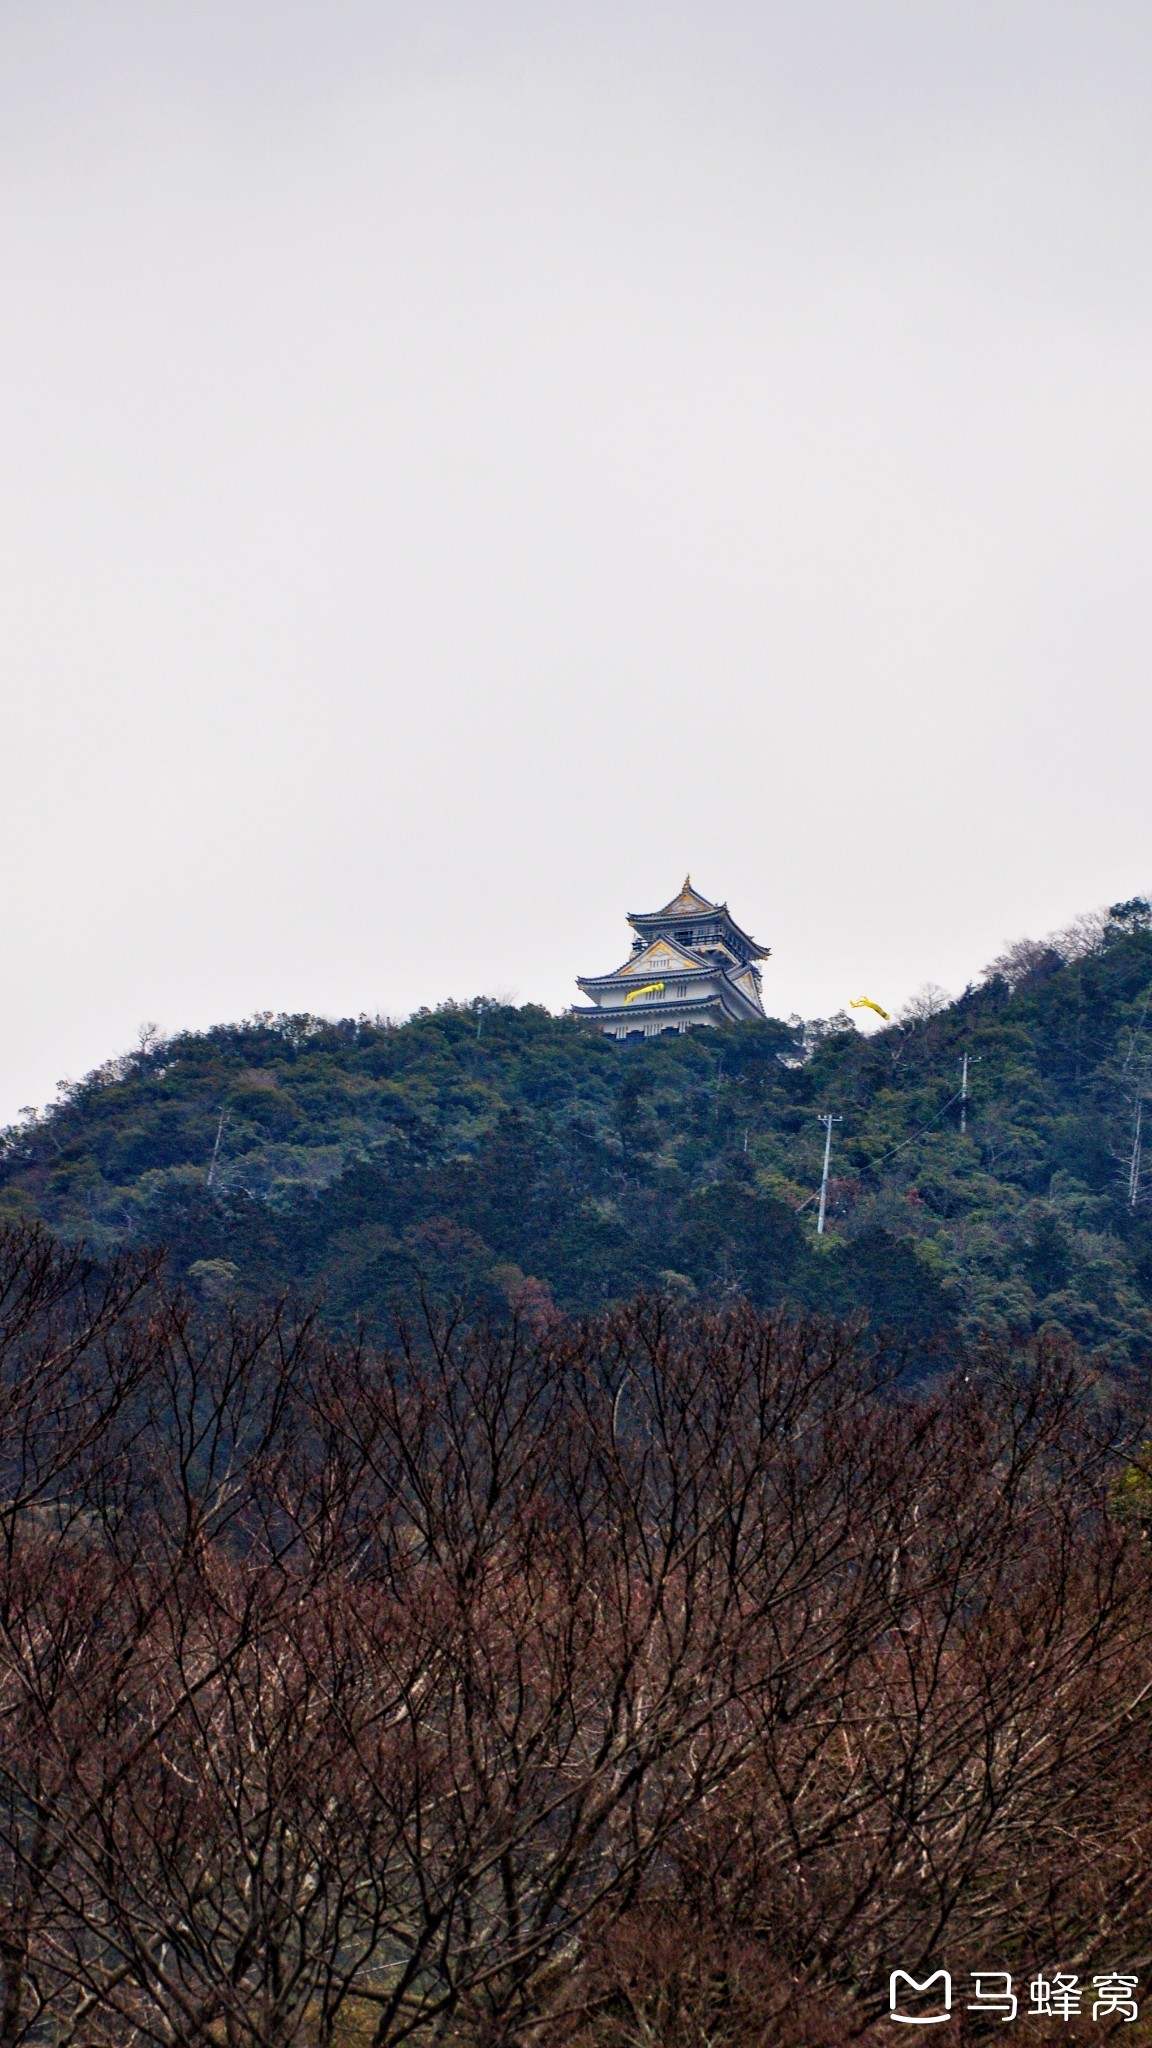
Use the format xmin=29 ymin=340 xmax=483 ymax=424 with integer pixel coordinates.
xmin=794 ymin=1088 xmax=964 ymax=1214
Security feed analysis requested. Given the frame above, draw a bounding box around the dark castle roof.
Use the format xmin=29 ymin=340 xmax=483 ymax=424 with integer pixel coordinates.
xmin=625 ymin=876 xmax=770 ymax=963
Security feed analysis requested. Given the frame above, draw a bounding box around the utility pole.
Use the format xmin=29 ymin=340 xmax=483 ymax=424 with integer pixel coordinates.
xmin=959 ymin=1053 xmax=981 ymax=1135
xmin=1129 ymin=1097 xmax=1144 ymax=1212
xmin=207 ymin=1107 xmax=228 ymax=1190
xmin=816 ymin=1113 xmax=842 ymax=1236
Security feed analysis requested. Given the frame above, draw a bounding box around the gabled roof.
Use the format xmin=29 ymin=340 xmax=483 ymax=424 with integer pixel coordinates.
xmin=624 ymin=876 xmax=718 ymax=923
xmin=626 ymin=876 xmax=770 ymax=962
xmin=651 ymin=875 xmax=717 ymax=918
xmin=618 ymin=936 xmax=703 ymax=973
xmin=578 ymin=937 xmax=712 ymax=989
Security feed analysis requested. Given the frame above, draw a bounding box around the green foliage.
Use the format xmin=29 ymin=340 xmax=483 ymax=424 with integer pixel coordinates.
xmin=4 ymin=912 xmax=1152 ymax=1363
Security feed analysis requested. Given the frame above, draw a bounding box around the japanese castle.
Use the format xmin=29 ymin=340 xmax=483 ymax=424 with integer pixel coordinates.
xmin=574 ymin=878 xmax=769 ymax=1039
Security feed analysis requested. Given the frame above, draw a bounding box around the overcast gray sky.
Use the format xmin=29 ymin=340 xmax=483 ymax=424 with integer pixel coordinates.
xmin=2 ymin=0 xmax=1151 ymax=1121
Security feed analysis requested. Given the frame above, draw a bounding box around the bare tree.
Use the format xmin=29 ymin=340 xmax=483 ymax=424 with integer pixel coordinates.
xmin=1 ymin=1237 xmax=1150 ymax=2048
xmin=576 ymin=1342 xmax=1152 ymax=2046
xmin=0 ymin=1225 xmax=166 ymax=2047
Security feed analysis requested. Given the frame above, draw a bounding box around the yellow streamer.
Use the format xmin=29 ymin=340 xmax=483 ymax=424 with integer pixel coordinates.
xmin=623 ymin=981 xmax=666 ymax=1005
xmin=850 ymin=996 xmax=890 ymax=1021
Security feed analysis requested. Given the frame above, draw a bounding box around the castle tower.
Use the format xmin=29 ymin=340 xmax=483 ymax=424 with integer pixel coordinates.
xmin=574 ymin=877 xmax=770 ymax=1039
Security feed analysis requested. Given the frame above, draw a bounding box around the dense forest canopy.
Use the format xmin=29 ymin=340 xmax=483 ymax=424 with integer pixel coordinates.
xmin=3 ymin=897 xmax=1152 ymax=1363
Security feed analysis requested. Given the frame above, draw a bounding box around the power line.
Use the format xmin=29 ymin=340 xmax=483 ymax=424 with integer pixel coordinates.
xmin=794 ymin=1088 xmax=964 ymax=1217
xmin=864 ymin=1089 xmax=965 ymax=1170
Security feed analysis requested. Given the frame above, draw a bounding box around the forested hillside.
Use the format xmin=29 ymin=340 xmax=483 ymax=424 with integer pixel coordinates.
xmin=3 ymin=897 xmax=1152 ymax=1363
